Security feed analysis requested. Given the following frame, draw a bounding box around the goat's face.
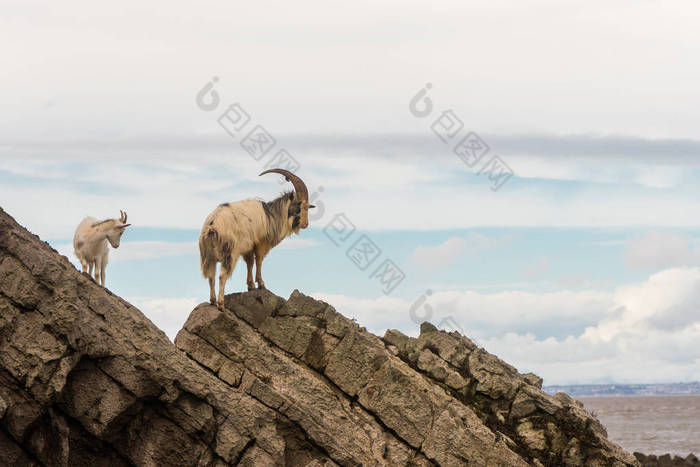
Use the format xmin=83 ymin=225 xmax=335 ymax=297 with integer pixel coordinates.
xmin=299 ymin=200 xmax=311 ymax=230
xmin=288 ymin=199 xmax=311 ymax=234
xmin=107 ymin=222 xmax=130 ymax=248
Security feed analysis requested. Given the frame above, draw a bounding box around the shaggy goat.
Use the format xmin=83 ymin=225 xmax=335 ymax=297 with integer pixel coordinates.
xmin=73 ymin=210 xmax=131 ymax=287
xmin=199 ymin=168 xmax=314 ymax=309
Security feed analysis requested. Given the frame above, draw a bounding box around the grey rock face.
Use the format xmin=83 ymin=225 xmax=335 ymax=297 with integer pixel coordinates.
xmin=384 ymin=321 xmax=641 ymax=466
xmin=0 ymin=206 xmax=640 ymax=466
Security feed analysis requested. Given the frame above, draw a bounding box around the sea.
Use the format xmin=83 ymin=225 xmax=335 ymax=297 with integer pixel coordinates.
xmin=578 ymin=395 xmax=700 ymax=456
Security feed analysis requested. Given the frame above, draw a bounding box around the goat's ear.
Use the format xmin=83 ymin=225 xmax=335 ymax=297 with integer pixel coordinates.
xmin=119 ymin=223 xmax=131 ymax=229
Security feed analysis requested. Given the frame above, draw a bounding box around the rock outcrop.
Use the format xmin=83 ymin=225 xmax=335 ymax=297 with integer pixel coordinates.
xmin=0 ymin=206 xmax=639 ymax=466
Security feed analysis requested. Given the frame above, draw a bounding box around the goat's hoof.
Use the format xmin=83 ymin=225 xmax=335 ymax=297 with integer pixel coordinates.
xmin=209 ymin=298 xmax=216 ymax=306
xmin=217 ymin=302 xmax=224 ymax=311
xmin=257 ymin=284 xmax=266 ymax=290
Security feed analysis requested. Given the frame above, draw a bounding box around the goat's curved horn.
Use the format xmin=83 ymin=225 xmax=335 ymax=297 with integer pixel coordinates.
xmin=259 ymin=169 xmax=309 ymax=202
xmin=120 ymin=210 xmax=127 ymax=223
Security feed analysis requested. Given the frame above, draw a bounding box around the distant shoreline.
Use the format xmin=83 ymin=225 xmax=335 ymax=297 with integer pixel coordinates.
xmin=543 ymin=383 xmax=700 ymax=397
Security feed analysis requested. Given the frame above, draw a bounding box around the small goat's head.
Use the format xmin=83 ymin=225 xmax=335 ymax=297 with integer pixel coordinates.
xmin=107 ymin=210 xmax=131 ymax=248
xmin=260 ymin=169 xmax=315 ymax=234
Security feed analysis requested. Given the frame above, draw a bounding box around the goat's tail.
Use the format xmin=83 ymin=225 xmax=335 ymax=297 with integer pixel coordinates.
xmin=199 ymin=225 xmax=219 ymax=277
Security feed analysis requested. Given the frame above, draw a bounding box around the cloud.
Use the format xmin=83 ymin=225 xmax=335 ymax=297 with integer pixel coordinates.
xmin=423 ymin=289 xmax=616 ymax=340
xmin=310 ymin=293 xmax=410 ymax=337
xmin=4 ymin=133 xmax=700 ymax=165
xmin=315 ymin=268 xmax=700 ymax=385
xmin=131 ymin=297 xmax=200 ymax=340
xmin=486 ymin=134 xmax=700 ymax=166
xmin=4 ymin=143 xmax=700 ymax=243
xmin=603 ymin=267 xmax=700 ymax=335
xmin=410 ymin=233 xmax=504 ymax=270
xmin=54 ymin=241 xmax=197 ymax=266
xmin=110 ymin=241 xmax=197 ymax=261
xmin=410 ymin=237 xmax=467 ymax=270
xmin=314 ymin=287 xmax=616 ymax=341
xmin=625 ymin=231 xmax=700 ymax=270
xmin=53 ymin=236 xmax=315 ymax=268
xmin=6 ymin=0 xmax=700 ymax=140
xmin=485 ymin=269 xmax=700 ymax=383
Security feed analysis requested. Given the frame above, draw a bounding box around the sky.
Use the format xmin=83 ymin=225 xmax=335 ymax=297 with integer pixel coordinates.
xmin=2 ymin=0 xmax=700 ymax=385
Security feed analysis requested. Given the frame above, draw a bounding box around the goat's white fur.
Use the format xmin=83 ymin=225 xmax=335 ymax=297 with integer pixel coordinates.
xmin=73 ymin=211 xmax=130 ymax=287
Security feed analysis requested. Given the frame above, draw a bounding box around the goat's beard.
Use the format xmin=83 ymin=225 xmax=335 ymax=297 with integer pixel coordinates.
xmin=291 ymin=215 xmax=301 ymax=233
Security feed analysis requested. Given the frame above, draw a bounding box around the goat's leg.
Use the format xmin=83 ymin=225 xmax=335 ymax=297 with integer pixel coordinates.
xmin=88 ymin=262 xmax=95 ymax=281
xmin=201 ymin=257 xmax=217 ymax=305
xmin=254 ymin=244 xmax=271 ymax=290
xmin=243 ymin=253 xmax=255 ymax=291
xmin=217 ymin=273 xmax=226 ymax=311
xmin=95 ymin=256 xmax=103 ymax=286
xmin=100 ymin=252 xmax=109 ymax=287
xmin=208 ymin=276 xmax=216 ymax=305
xmin=218 ymin=254 xmax=238 ymax=310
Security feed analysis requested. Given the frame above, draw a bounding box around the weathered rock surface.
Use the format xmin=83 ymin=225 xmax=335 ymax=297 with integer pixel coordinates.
xmin=383 ymin=324 xmax=641 ymax=466
xmin=0 ymin=206 xmax=640 ymax=466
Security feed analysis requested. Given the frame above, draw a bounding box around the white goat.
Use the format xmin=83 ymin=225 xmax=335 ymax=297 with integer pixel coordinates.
xmin=199 ymin=169 xmax=314 ymax=309
xmin=73 ymin=210 xmax=131 ymax=287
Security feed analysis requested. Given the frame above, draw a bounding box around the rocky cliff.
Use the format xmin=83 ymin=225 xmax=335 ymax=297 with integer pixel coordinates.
xmin=0 ymin=206 xmax=640 ymax=466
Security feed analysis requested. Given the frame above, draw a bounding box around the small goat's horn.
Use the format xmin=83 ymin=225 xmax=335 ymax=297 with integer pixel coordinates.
xmin=120 ymin=210 xmax=127 ymax=223
xmin=259 ymin=169 xmax=309 ymax=202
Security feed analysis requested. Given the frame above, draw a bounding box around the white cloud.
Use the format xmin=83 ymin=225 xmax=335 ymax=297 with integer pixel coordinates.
xmin=509 ymin=154 xmax=691 ymax=189
xmin=315 ymin=268 xmax=700 ymax=385
xmin=625 ymin=231 xmax=700 ymax=270
xmin=4 ymin=1 xmax=700 ymax=139
xmin=111 ymin=241 xmax=196 ymax=261
xmin=313 ymin=288 xmax=616 ymax=341
xmin=51 ymin=235 xmax=315 ymax=268
xmin=3 ymin=148 xmax=700 ymax=243
xmin=597 ymin=268 xmax=700 ymax=337
xmin=54 ymin=241 xmax=197 ymax=265
xmin=131 ymin=297 xmax=201 ymax=341
xmin=410 ymin=237 xmax=467 ymax=270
